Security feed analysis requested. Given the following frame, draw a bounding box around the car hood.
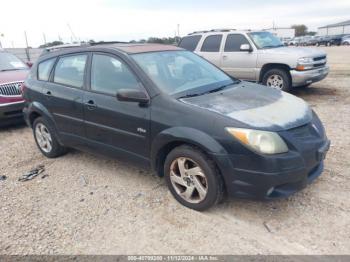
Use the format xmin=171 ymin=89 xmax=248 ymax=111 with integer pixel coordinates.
xmin=0 ymin=70 xmax=28 ymax=84
xmin=262 ymin=46 xmax=326 ymax=57
xmin=180 ymin=82 xmax=312 ymax=131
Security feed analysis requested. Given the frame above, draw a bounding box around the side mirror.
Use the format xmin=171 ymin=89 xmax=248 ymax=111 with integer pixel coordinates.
xmin=26 ymin=61 xmax=33 ymax=68
xmin=240 ymin=44 xmax=252 ymax=52
xmin=117 ymin=89 xmax=149 ymax=104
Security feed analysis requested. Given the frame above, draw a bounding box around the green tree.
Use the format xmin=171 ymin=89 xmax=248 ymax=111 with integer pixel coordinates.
xmin=291 ymin=24 xmax=308 ymax=36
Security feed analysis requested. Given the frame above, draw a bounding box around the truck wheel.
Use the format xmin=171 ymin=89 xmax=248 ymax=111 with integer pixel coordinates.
xmin=262 ymin=68 xmax=292 ymax=92
xmin=33 ymin=117 xmax=67 ymax=158
xmin=164 ymin=145 xmax=224 ymax=211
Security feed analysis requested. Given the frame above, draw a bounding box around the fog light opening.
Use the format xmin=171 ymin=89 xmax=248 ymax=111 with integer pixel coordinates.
xmin=267 ymin=187 xmax=275 ymax=196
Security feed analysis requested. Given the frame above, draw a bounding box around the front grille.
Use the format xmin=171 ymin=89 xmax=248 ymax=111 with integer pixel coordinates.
xmin=313 ymin=56 xmax=326 ymax=61
xmin=0 ymin=81 xmax=23 ymax=96
xmin=312 ymin=56 xmax=327 ymax=69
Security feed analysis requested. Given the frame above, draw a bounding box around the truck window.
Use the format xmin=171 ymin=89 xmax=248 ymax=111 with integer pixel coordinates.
xmin=224 ymin=34 xmax=250 ymax=52
xmin=200 ymin=35 xmax=222 ymax=52
xmin=179 ymin=35 xmax=202 ymax=51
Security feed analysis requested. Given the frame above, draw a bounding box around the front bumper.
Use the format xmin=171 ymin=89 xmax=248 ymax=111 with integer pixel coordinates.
xmin=212 ymin=139 xmax=330 ymax=200
xmin=290 ymin=66 xmax=329 ymax=87
xmin=0 ymin=101 xmax=25 ymax=127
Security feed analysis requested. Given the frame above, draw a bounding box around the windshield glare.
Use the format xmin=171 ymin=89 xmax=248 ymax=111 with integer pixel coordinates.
xmin=248 ymin=32 xmax=283 ymax=49
xmin=0 ymin=52 xmax=27 ymax=71
xmin=131 ymin=51 xmax=234 ymax=96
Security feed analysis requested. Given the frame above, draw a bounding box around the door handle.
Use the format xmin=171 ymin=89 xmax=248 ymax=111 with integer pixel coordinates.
xmin=45 ymin=90 xmax=52 ymax=96
xmin=85 ymin=100 xmax=97 ymax=110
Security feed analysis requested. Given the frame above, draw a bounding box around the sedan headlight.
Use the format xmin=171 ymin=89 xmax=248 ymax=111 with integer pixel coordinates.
xmin=226 ymin=128 xmax=288 ymax=154
xmin=296 ymin=57 xmax=314 ymax=71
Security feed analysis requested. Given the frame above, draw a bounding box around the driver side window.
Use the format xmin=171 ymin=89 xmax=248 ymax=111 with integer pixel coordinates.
xmin=91 ymin=54 xmax=139 ymax=95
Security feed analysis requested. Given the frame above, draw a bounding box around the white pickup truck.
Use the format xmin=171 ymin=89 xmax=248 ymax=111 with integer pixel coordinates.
xmin=179 ymin=30 xmax=329 ymax=91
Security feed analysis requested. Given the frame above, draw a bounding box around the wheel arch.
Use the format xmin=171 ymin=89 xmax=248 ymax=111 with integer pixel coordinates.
xmin=27 ymin=102 xmax=64 ymax=145
xmin=151 ymin=127 xmax=228 ymax=177
xmin=259 ymin=63 xmax=291 ymax=83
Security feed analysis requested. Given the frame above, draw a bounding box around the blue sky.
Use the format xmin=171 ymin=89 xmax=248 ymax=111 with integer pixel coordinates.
xmin=0 ymin=0 xmax=349 ymax=47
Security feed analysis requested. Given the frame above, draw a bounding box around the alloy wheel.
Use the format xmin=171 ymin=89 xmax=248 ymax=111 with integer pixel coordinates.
xmin=35 ymin=123 xmax=53 ymax=153
xmin=169 ymin=157 xmax=208 ymax=204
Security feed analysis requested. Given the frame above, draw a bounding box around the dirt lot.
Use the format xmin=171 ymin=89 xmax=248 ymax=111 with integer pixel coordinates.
xmin=1 ymin=46 xmax=349 ymax=255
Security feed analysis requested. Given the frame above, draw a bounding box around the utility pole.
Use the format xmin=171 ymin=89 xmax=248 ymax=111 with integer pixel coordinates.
xmin=177 ymin=24 xmax=180 ymax=37
xmin=0 ymin=33 xmax=4 ymax=48
xmin=24 ymin=31 xmax=30 ymax=61
xmin=43 ymin=33 xmax=47 ymax=44
xmin=67 ymin=23 xmax=78 ymax=42
xmin=24 ymin=31 xmax=29 ymax=48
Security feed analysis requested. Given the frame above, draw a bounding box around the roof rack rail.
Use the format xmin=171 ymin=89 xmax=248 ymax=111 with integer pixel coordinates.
xmin=43 ymin=43 xmax=89 ymax=53
xmin=188 ymin=30 xmax=209 ymax=35
xmin=209 ymin=28 xmax=236 ymax=32
xmin=89 ymin=41 xmax=128 ymax=46
xmin=188 ymin=29 xmax=237 ymax=35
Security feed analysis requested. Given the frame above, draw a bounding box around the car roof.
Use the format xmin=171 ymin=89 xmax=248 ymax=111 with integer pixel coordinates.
xmin=40 ymin=43 xmax=182 ymax=58
xmin=103 ymin=43 xmax=182 ymax=54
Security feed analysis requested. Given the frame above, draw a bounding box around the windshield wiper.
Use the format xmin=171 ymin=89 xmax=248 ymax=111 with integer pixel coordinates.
xmin=0 ymin=68 xmax=22 ymax=72
xmin=207 ymin=80 xmax=240 ymax=94
xmin=262 ymin=45 xmax=284 ymax=49
xmin=177 ymin=93 xmax=203 ymax=99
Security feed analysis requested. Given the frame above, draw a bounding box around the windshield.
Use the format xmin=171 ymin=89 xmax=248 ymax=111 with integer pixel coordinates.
xmin=248 ymin=32 xmax=284 ymax=49
xmin=131 ymin=51 xmax=236 ymax=97
xmin=0 ymin=52 xmax=28 ymax=72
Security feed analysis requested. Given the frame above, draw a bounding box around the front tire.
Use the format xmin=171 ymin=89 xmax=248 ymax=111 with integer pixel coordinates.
xmin=33 ymin=117 xmax=67 ymax=158
xmin=262 ymin=68 xmax=292 ymax=92
xmin=164 ymin=145 xmax=224 ymax=211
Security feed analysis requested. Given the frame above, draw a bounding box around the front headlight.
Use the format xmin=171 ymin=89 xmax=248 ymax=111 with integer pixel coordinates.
xmin=226 ymin=128 xmax=288 ymax=154
xmin=297 ymin=57 xmax=314 ymax=64
xmin=296 ymin=57 xmax=314 ymax=71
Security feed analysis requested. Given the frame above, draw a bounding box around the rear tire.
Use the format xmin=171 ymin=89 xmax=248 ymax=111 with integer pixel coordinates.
xmin=33 ymin=117 xmax=67 ymax=158
xmin=262 ymin=68 xmax=292 ymax=92
xmin=164 ymin=145 xmax=224 ymax=211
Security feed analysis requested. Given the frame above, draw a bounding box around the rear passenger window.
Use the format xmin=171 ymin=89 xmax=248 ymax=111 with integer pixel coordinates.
xmin=179 ymin=35 xmax=202 ymax=51
xmin=38 ymin=58 xmax=55 ymax=81
xmin=200 ymin=35 xmax=222 ymax=52
xmin=91 ymin=54 xmax=139 ymax=95
xmin=53 ymin=54 xmax=87 ymax=88
xmin=224 ymin=34 xmax=250 ymax=52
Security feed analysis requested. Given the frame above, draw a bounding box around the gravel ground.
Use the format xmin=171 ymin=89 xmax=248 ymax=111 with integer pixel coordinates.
xmin=0 ymin=46 xmax=349 ymax=255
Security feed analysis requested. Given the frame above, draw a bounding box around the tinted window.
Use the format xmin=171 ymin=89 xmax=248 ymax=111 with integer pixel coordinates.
xmin=200 ymin=35 xmax=222 ymax=52
xmin=91 ymin=54 xmax=139 ymax=95
xmin=38 ymin=58 xmax=55 ymax=81
xmin=179 ymin=35 xmax=202 ymax=51
xmin=224 ymin=34 xmax=250 ymax=52
xmin=53 ymin=54 xmax=87 ymax=88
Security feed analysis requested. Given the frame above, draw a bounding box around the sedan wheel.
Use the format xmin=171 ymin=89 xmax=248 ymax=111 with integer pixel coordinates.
xmin=169 ymin=157 xmax=208 ymax=204
xmin=35 ymin=123 xmax=53 ymax=153
xmin=266 ymin=74 xmax=284 ymax=90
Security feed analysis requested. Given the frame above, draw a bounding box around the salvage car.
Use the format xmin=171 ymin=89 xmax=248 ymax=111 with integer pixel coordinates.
xmin=179 ymin=30 xmax=329 ymax=91
xmin=23 ymin=44 xmax=330 ymax=210
xmin=0 ymin=49 xmax=29 ymax=126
